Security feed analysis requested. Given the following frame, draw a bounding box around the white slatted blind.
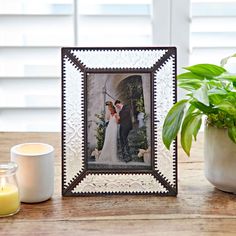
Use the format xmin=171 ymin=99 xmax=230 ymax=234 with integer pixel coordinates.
xmin=191 ymin=0 xmax=236 ymax=65
xmin=0 ymin=0 xmax=74 ymax=131
xmin=76 ymin=0 xmax=152 ymax=46
xmin=0 ymin=0 xmax=153 ymax=131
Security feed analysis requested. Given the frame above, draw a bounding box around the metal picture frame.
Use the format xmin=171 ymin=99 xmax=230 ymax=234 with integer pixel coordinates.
xmin=62 ymin=47 xmax=177 ymax=196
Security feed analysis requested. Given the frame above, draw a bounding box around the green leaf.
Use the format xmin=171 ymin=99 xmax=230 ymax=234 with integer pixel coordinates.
xmin=216 ymin=73 xmax=236 ymax=83
xmin=207 ymin=80 xmax=225 ymax=89
xmin=181 ymin=112 xmax=202 ymax=156
xmin=178 ymin=81 xmax=202 ymax=91
xmin=190 ymin=100 xmax=216 ymax=114
xmin=185 ymin=105 xmax=202 ymax=141
xmin=215 ymin=101 xmax=236 ymax=116
xmin=193 ymin=116 xmax=202 ymax=141
xmin=228 ymin=92 xmax=236 ymax=100
xmin=209 ymin=94 xmax=226 ymax=105
xmin=220 ymin=53 xmax=236 ymax=67
xmin=192 ymin=84 xmax=209 ymax=106
xmin=162 ymin=99 xmax=188 ymax=149
xmin=184 ymin=64 xmax=226 ymax=79
xmin=208 ymin=88 xmax=228 ymax=105
xmin=178 ymin=78 xmax=204 ymax=84
xmin=208 ymin=88 xmax=228 ymax=95
xmin=185 ymin=104 xmax=197 ymax=117
xmin=228 ymin=126 xmax=236 ymax=143
xmin=177 ymin=72 xmax=205 ymax=81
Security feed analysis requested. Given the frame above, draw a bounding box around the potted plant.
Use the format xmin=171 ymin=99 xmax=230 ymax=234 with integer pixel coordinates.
xmin=162 ymin=55 xmax=236 ymax=193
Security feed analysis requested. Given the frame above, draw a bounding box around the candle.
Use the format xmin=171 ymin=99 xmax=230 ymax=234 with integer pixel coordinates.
xmin=0 ymin=179 xmax=20 ymax=216
xmin=11 ymin=143 xmax=54 ymax=203
xmin=0 ymin=162 xmax=20 ymax=217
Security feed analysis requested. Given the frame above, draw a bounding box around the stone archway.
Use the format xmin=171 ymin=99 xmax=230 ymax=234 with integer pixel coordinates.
xmin=105 ymin=73 xmax=150 ymax=118
xmin=104 ymin=73 xmax=151 ymax=147
xmin=116 ymin=75 xmax=143 ymax=125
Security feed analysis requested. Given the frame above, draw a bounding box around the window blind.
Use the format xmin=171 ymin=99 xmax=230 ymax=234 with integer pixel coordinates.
xmin=0 ymin=0 xmax=74 ymax=131
xmin=0 ymin=0 xmax=153 ymax=131
xmin=76 ymin=0 xmax=152 ymax=46
xmin=191 ymin=0 xmax=236 ymax=65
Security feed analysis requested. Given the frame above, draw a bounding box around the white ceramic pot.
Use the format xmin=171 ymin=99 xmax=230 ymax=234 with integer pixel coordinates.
xmin=204 ymin=124 xmax=236 ymax=193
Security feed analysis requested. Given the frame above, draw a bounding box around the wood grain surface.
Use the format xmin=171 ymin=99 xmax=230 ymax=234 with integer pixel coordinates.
xmin=0 ymin=132 xmax=235 ymax=236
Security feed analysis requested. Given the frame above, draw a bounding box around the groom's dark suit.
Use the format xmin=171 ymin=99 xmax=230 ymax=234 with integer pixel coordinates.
xmin=119 ymin=105 xmax=132 ymax=162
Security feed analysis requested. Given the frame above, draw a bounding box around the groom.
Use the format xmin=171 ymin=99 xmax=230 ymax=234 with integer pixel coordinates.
xmin=115 ymin=100 xmax=132 ymax=162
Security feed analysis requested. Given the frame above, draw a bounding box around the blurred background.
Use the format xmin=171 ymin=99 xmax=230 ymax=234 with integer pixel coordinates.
xmin=0 ymin=0 xmax=235 ymax=132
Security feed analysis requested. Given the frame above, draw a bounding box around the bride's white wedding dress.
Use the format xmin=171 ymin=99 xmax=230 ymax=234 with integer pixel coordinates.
xmin=98 ymin=114 xmax=119 ymax=163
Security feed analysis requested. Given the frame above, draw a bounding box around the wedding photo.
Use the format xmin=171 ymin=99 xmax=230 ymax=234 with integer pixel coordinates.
xmin=86 ymin=73 xmax=152 ymax=170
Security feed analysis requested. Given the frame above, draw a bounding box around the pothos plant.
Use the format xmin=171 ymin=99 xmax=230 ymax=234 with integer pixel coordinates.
xmin=162 ymin=54 xmax=236 ymax=156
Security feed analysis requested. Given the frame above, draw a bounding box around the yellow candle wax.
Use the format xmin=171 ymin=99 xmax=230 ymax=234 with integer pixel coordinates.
xmin=0 ymin=183 xmax=20 ymax=216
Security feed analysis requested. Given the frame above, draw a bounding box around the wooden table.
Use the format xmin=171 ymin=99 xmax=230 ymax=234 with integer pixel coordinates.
xmin=0 ymin=132 xmax=236 ymax=236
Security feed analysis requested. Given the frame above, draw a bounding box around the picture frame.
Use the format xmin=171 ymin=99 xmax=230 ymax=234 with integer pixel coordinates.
xmin=62 ymin=47 xmax=177 ymax=196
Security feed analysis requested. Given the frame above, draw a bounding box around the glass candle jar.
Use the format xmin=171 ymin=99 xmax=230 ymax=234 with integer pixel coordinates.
xmin=0 ymin=162 xmax=20 ymax=217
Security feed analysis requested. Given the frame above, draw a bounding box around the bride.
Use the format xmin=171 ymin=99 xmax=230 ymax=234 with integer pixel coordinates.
xmin=98 ymin=102 xmax=120 ymax=163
